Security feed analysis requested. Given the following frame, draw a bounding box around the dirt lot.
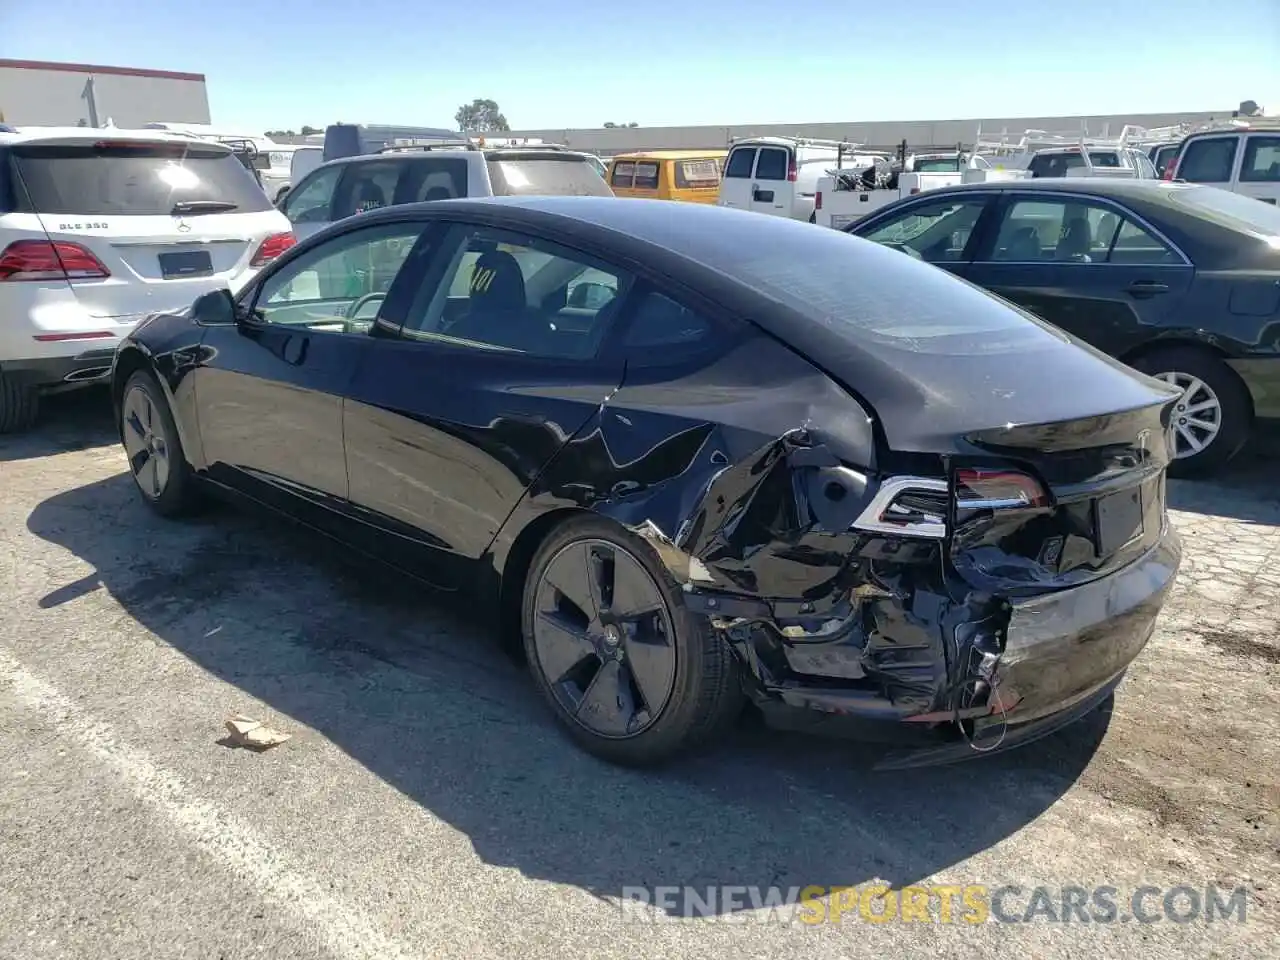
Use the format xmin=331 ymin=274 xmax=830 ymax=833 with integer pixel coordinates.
xmin=0 ymin=392 xmax=1276 ymax=960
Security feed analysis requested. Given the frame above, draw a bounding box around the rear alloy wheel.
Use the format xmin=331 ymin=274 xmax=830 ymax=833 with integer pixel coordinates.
xmin=1131 ymin=347 xmax=1251 ymax=478
xmin=522 ymin=517 xmax=741 ymax=765
xmin=119 ymin=370 xmax=200 ymax=517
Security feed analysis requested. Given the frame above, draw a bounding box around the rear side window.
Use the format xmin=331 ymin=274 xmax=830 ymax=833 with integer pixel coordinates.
xmin=1177 ymin=137 xmax=1238 ymax=183
xmin=402 ymin=157 xmax=468 ymax=202
xmin=754 ymin=148 xmax=788 ymax=181
xmin=486 ymin=156 xmax=613 ymax=197
xmin=333 ymin=161 xmax=400 ymax=218
xmin=724 ymin=147 xmax=756 ymax=179
xmin=10 ymin=141 xmax=273 ymax=215
xmin=675 ymin=158 xmax=721 ymax=188
xmin=1152 ymin=145 xmax=1179 ymax=177
xmin=622 ymin=292 xmax=713 ymax=349
xmin=1241 ymin=136 xmax=1280 ymax=183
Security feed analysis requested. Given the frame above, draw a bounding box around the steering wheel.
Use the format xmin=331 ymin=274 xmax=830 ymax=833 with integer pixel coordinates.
xmin=343 ymin=292 xmax=387 ymax=333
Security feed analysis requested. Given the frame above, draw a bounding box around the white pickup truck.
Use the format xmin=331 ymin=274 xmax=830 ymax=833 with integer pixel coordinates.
xmin=814 ymin=160 xmax=1032 ymax=230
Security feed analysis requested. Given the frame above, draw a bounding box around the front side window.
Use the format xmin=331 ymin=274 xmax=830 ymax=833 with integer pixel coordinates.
xmin=987 ymin=198 xmax=1180 ymax=264
xmin=1241 ymin=136 xmax=1280 ymax=183
xmin=253 ymin=223 xmax=426 ymax=331
xmin=282 ymin=164 xmax=342 ymax=223
xmin=723 ymin=147 xmax=756 ymax=179
xmin=1178 ymin=137 xmax=1238 ymax=183
xmin=860 ymin=197 xmax=988 ymax=263
xmin=401 ymin=226 xmax=627 ymax=359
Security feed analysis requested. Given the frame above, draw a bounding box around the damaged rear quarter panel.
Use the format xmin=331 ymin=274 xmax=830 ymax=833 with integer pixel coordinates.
xmin=491 ymin=327 xmax=999 ymax=722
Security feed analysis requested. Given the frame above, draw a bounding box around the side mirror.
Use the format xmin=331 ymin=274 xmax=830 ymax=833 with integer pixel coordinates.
xmin=190 ymin=288 xmax=237 ymax=326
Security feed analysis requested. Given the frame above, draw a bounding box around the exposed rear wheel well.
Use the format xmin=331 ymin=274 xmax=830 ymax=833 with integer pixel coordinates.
xmin=111 ymin=348 xmax=151 ymax=416
xmin=498 ymin=507 xmax=592 ymax=657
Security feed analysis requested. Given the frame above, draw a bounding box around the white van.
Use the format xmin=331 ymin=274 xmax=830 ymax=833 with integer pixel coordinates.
xmin=286 ymin=147 xmax=323 ymax=196
xmin=1165 ymin=123 xmax=1280 ymax=205
xmin=718 ymin=137 xmax=885 ymax=222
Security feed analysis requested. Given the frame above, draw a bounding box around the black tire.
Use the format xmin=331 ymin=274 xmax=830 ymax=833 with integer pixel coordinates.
xmin=119 ymin=370 xmax=201 ymax=517
xmin=0 ymin=372 xmax=39 ymax=434
xmin=1130 ymin=346 xmax=1251 ymax=478
xmin=522 ymin=515 xmax=742 ymax=766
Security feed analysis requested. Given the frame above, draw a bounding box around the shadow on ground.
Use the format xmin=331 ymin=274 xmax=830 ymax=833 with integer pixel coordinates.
xmin=0 ymin=388 xmax=117 ymax=463
xmin=27 ymin=465 xmax=1118 ymax=916
xmin=1167 ymin=434 xmax=1280 ymax=525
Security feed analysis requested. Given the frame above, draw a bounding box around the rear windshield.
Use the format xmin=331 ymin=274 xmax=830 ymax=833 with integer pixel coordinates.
xmin=1029 ymin=152 xmax=1087 ymax=177
xmin=1166 ymin=183 xmax=1280 ymax=237
xmin=10 ymin=141 xmax=273 ymax=215
xmin=675 ymin=158 xmax=721 ymax=187
xmin=486 ymin=155 xmax=614 ymax=197
xmin=914 ymin=157 xmax=962 ymax=172
xmin=1088 ymin=151 xmax=1121 ymax=167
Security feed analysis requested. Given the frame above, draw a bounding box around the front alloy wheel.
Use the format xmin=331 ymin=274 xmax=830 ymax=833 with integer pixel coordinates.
xmin=122 ymin=383 xmax=172 ymax=500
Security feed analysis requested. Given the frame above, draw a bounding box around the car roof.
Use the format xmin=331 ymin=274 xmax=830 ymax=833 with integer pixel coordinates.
xmin=612 ymin=150 xmax=727 ymax=161
xmin=0 ymin=126 xmax=229 ymax=150
xmin=914 ymin=178 xmax=1184 ymax=199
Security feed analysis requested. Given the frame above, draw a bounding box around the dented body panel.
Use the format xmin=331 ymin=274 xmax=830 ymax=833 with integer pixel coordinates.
xmin=112 ymin=196 xmax=1184 ymax=763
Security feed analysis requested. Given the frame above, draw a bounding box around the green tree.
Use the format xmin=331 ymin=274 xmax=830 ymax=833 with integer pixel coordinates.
xmin=300 ymin=125 xmax=320 ymax=135
xmin=455 ymin=99 xmax=510 ymax=133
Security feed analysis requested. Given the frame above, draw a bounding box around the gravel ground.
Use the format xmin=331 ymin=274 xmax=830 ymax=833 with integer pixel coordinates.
xmin=0 ymin=390 xmax=1275 ymax=960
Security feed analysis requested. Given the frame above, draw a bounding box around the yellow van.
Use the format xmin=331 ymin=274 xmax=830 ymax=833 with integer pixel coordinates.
xmin=607 ymin=150 xmax=727 ymax=203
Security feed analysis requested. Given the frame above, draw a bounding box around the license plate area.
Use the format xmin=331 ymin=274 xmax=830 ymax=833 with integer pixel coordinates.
xmin=158 ymin=249 xmax=213 ymax=279
xmin=1094 ymin=486 xmax=1145 ymax=556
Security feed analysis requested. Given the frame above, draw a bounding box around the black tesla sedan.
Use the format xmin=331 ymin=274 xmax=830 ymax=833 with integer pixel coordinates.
xmin=111 ymin=197 xmax=1182 ymax=767
xmin=847 ymin=178 xmax=1280 ymax=477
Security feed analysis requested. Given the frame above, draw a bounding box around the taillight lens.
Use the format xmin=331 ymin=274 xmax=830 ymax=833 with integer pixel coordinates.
xmin=814 ymin=191 xmax=823 ymax=211
xmin=0 ymin=240 xmax=110 ymax=282
xmin=250 ymin=232 xmax=295 ymax=267
xmin=787 ymin=156 xmax=798 ymax=182
xmin=955 ymin=468 xmax=1048 ymax=510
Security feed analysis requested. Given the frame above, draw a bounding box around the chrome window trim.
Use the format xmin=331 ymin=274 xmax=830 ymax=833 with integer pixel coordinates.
xmin=978 ymin=190 xmax=1194 ymax=267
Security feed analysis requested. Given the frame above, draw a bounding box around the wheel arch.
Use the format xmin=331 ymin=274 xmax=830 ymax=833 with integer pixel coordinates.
xmin=112 ymin=345 xmax=202 ymax=465
xmin=497 ymin=506 xmax=594 ymax=655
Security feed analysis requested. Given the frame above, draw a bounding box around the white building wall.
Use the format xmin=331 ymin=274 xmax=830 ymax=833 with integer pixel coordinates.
xmin=0 ymin=60 xmax=210 ymax=127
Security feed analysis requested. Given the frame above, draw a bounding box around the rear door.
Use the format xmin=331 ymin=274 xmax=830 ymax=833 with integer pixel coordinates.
xmin=718 ymin=145 xmax=757 ymax=210
xmin=963 ymin=193 xmax=1195 ymax=356
xmin=1237 ymin=133 xmax=1280 ymax=205
xmin=343 ymin=220 xmax=630 ymax=579
xmin=748 ymin=145 xmax=791 ymax=217
xmin=10 ymin=138 xmax=287 ymax=319
xmin=1173 ymin=135 xmax=1240 ymax=193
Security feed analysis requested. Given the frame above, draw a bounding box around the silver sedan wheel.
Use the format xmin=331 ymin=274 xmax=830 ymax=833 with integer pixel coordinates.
xmin=121 ymin=385 xmax=172 ymax=500
xmin=1155 ymin=371 xmax=1222 ymax=460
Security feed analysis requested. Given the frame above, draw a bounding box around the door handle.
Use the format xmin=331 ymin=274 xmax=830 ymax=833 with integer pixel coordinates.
xmin=1126 ymin=281 xmax=1170 ymax=298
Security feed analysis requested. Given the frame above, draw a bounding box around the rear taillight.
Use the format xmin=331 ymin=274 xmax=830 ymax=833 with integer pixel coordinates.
xmin=0 ymin=240 xmax=110 ymax=282
xmin=955 ymin=468 xmax=1048 ymax=510
xmin=853 ymin=476 xmax=950 ymax=540
xmin=250 ymin=232 xmax=295 ymax=267
xmin=787 ymin=156 xmax=798 ymax=182
xmin=814 ymin=191 xmax=823 ymax=211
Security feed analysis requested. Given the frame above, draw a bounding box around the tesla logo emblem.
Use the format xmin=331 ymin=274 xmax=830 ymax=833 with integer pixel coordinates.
xmin=471 ymin=267 xmax=496 ymax=293
xmin=176 ymin=220 xmax=191 ymax=233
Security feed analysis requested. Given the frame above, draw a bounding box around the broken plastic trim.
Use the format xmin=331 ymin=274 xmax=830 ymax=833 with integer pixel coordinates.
xmin=849 ymin=472 xmax=949 ymax=539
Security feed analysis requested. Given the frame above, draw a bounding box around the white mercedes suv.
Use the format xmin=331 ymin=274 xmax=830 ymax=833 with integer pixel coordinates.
xmin=0 ymin=125 xmax=295 ymax=432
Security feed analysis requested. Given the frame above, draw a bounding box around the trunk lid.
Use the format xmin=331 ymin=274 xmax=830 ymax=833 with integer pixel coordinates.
xmin=11 ymin=137 xmax=290 ymax=318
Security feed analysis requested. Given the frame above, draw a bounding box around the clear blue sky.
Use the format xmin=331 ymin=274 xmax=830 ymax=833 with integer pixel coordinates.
xmin=3 ymin=0 xmax=1277 ymax=132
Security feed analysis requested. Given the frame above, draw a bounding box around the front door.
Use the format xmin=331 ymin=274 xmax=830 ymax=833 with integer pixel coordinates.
xmin=194 ymin=219 xmax=429 ymax=516
xmin=1238 ymin=134 xmax=1280 ymax=206
xmin=964 ymin=194 xmax=1195 ymax=356
xmin=342 ymin=221 xmax=631 ymax=582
